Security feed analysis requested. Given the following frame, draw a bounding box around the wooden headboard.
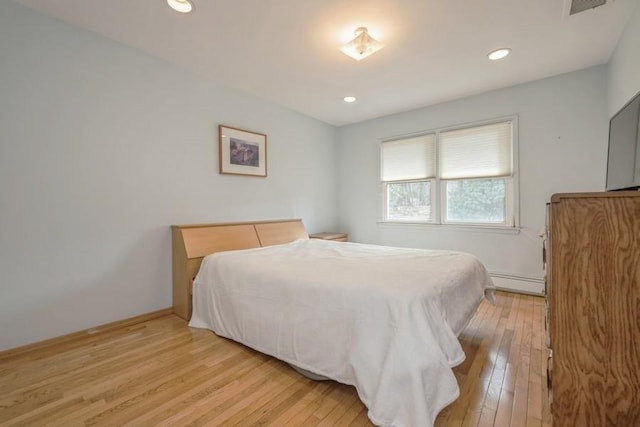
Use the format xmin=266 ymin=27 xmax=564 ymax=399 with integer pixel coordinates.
xmin=171 ymin=219 xmax=308 ymax=320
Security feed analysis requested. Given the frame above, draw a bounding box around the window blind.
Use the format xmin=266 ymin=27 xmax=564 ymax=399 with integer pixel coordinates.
xmin=440 ymin=121 xmax=512 ymax=179
xmin=381 ymin=134 xmax=436 ymax=181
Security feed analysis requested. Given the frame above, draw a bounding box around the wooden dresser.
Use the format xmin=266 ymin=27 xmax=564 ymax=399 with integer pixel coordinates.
xmin=545 ymin=192 xmax=640 ymax=426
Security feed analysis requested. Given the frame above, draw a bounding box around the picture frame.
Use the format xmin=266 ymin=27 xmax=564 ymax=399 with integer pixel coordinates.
xmin=218 ymin=125 xmax=267 ymax=177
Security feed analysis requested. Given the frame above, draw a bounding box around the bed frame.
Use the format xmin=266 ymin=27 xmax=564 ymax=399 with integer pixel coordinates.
xmin=171 ymin=219 xmax=308 ymax=320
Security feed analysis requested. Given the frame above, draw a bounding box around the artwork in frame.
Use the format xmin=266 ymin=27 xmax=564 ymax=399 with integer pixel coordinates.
xmin=219 ymin=125 xmax=267 ymax=177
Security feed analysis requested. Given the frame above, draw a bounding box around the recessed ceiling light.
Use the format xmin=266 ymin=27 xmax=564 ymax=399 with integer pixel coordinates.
xmin=167 ymin=0 xmax=193 ymax=13
xmin=488 ymin=48 xmax=511 ymax=61
xmin=344 ymin=96 xmax=357 ymax=103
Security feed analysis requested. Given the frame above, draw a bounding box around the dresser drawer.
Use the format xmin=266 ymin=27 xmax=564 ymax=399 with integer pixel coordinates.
xmin=544 ymin=297 xmax=550 ymax=349
xmin=547 ymin=349 xmax=553 ymax=406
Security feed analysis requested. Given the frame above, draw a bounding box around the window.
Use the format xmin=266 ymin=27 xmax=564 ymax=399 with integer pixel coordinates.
xmin=380 ymin=119 xmax=516 ymax=227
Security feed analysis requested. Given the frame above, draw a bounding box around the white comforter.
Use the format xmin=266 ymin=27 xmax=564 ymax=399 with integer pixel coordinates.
xmin=189 ymin=239 xmax=495 ymax=427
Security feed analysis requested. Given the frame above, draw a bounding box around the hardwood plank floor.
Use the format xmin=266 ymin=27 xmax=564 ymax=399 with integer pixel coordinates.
xmin=0 ymin=291 xmax=550 ymax=426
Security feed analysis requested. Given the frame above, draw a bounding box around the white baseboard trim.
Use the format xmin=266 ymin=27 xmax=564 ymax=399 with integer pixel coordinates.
xmin=489 ymin=271 xmax=545 ymax=296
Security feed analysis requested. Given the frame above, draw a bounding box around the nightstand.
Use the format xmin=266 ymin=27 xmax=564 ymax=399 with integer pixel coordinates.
xmin=309 ymin=232 xmax=348 ymax=242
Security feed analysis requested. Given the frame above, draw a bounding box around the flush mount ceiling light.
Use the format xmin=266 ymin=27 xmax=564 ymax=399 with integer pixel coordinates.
xmin=343 ymin=96 xmax=357 ymax=103
xmin=167 ymin=0 xmax=193 ymax=13
xmin=340 ymin=27 xmax=384 ymax=61
xmin=488 ymin=48 xmax=511 ymax=60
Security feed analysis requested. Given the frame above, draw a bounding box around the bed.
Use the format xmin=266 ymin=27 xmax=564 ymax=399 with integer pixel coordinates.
xmin=171 ymin=219 xmax=495 ymax=427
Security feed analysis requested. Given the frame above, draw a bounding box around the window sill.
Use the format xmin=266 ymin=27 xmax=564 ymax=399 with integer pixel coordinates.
xmin=377 ymin=221 xmax=521 ymax=235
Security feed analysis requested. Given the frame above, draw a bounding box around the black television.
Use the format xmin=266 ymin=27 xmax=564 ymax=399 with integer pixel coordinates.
xmin=606 ymin=90 xmax=640 ymax=191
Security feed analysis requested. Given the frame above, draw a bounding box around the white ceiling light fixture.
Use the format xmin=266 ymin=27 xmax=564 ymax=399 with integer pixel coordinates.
xmin=340 ymin=27 xmax=385 ymax=61
xmin=343 ymin=96 xmax=357 ymax=103
xmin=167 ymin=0 xmax=193 ymax=13
xmin=488 ymin=48 xmax=511 ymax=60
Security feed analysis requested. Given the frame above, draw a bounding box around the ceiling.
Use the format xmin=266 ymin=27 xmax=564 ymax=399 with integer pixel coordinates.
xmin=15 ymin=0 xmax=638 ymax=126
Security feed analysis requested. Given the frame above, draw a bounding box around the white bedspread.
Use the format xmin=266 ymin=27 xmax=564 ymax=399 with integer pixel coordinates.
xmin=189 ymin=239 xmax=495 ymax=427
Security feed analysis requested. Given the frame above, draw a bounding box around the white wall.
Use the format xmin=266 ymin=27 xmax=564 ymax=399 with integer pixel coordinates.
xmin=0 ymin=2 xmax=338 ymax=351
xmin=3 ymin=1 xmax=635 ymax=352
xmin=607 ymin=0 xmax=640 ymax=116
xmin=336 ymin=66 xmax=609 ymax=293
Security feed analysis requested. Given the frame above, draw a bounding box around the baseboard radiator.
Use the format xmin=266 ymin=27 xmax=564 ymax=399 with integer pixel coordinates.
xmin=489 ymin=271 xmax=545 ymax=296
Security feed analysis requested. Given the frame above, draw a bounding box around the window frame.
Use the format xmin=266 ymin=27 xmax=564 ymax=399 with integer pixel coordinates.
xmin=383 ymin=178 xmax=437 ymax=223
xmin=440 ymin=176 xmax=514 ymax=226
xmin=379 ymin=116 xmax=519 ymax=229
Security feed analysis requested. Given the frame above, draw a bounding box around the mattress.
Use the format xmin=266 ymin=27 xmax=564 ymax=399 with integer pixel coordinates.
xmin=189 ymin=239 xmax=495 ymax=426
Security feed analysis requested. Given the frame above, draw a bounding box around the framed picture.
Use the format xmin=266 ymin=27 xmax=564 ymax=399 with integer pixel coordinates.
xmin=219 ymin=125 xmax=267 ymax=177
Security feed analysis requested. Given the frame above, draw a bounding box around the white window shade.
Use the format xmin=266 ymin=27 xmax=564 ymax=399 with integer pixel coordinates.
xmin=381 ymin=134 xmax=436 ymax=181
xmin=440 ymin=121 xmax=512 ymax=179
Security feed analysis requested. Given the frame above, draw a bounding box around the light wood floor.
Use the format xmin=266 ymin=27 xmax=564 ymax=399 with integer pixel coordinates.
xmin=0 ymin=291 xmax=551 ymax=426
